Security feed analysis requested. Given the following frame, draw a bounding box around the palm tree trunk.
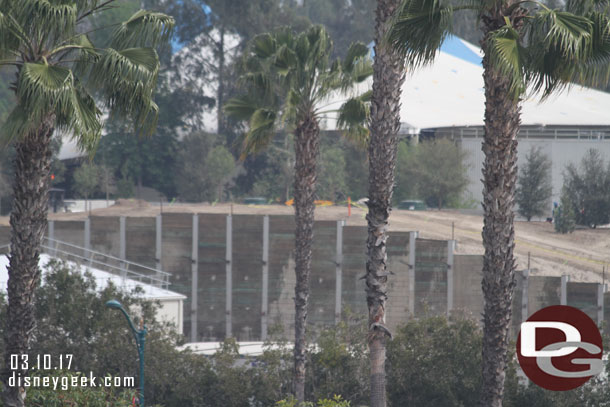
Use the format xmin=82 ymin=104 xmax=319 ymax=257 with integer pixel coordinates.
xmin=292 ymin=113 xmax=319 ymax=403
xmin=366 ymin=1 xmax=406 ymax=407
xmin=2 ymin=117 xmax=54 ymax=407
xmin=478 ymin=26 xmax=521 ymax=407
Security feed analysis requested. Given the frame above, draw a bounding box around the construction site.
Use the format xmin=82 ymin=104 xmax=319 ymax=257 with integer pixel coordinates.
xmin=1 ymin=200 xmax=608 ymax=343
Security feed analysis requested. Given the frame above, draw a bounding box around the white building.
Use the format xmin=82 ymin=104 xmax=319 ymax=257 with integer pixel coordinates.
xmin=0 ymin=254 xmax=186 ymax=333
xmin=323 ymin=35 xmax=610 ymax=209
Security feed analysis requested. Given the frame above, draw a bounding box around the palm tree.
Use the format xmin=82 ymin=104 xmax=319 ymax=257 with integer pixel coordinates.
xmin=225 ymin=25 xmax=372 ymax=403
xmin=365 ymin=1 xmax=407 ymax=407
xmin=0 ymin=2 xmax=173 ymax=405
xmin=387 ymin=0 xmax=609 ymax=405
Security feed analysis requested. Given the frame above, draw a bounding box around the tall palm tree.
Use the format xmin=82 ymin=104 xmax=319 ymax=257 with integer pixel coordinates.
xmin=365 ymin=1 xmax=407 ymax=407
xmin=0 ymin=2 xmax=173 ymax=406
xmin=225 ymin=25 xmax=372 ymax=403
xmin=387 ymin=0 xmax=610 ymax=405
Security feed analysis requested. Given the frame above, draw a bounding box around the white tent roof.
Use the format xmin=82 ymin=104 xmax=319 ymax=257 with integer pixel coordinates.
xmin=0 ymin=254 xmax=186 ymax=301
xmin=322 ymin=36 xmax=610 ymax=132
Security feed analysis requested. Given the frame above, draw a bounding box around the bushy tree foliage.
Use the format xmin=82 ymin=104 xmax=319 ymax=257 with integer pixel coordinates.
xmin=206 ymin=145 xmax=237 ymax=202
xmin=394 ymin=140 xmax=418 ymax=203
xmin=387 ymin=315 xmax=483 ymax=406
xmin=554 ymin=188 xmax=577 ymax=234
xmin=562 ymin=149 xmax=610 ymax=228
xmin=174 ymin=132 xmax=236 ymax=202
xmin=317 ymin=148 xmax=348 ymax=202
xmin=516 ymin=147 xmax=553 ymax=221
xmin=395 ymin=139 xmax=469 ymax=209
xmin=73 ymin=162 xmax=100 ymax=200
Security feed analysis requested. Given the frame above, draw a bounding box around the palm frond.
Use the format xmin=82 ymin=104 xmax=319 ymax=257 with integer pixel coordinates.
xmin=57 ymin=81 xmax=102 ymax=151
xmin=532 ymin=8 xmax=592 ymax=58
xmin=241 ymin=71 xmax=275 ymax=102
xmin=17 ymin=63 xmax=74 ymax=125
xmin=18 ymin=0 xmax=77 ymax=39
xmin=110 ymin=10 xmax=174 ymax=49
xmin=487 ymin=21 xmax=527 ymax=97
xmin=524 ymin=8 xmax=600 ymax=97
xmin=337 ymin=96 xmax=370 ymax=148
xmin=241 ymin=108 xmax=277 ymax=158
xmin=252 ymin=33 xmax=277 ymax=59
xmin=338 ymin=42 xmax=373 ymax=91
xmin=228 ymin=25 xmax=368 ymax=158
xmin=565 ymin=0 xmax=610 ymax=15
xmin=0 ymin=10 xmax=28 ymax=59
xmin=225 ymin=95 xmax=259 ymax=121
xmin=387 ymin=0 xmax=456 ymax=67
xmin=343 ymin=42 xmax=371 ymax=72
xmin=273 ymin=44 xmax=298 ymax=76
xmin=89 ymin=47 xmax=160 ymax=134
xmin=4 ymin=62 xmax=102 ymax=147
xmin=570 ymin=11 xmax=610 ymax=86
xmin=295 ymin=33 xmax=311 ymax=65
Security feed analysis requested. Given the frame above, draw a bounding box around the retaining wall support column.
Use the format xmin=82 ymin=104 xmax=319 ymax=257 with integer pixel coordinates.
xmin=225 ymin=215 xmax=233 ymax=338
xmin=335 ymin=220 xmax=344 ymax=324
xmin=408 ymin=231 xmax=418 ymax=315
xmin=261 ymin=215 xmax=269 ymax=340
xmin=561 ymin=275 xmax=569 ymax=305
xmin=191 ymin=214 xmax=199 ymax=342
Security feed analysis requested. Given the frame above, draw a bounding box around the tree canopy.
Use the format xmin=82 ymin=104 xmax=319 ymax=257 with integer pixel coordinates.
xmin=562 ymin=149 xmax=610 ymax=228
xmin=516 ymin=147 xmax=553 ymax=221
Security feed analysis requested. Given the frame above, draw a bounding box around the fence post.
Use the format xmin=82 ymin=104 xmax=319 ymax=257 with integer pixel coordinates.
xmin=191 ymin=214 xmax=199 ymax=342
xmin=155 ymin=214 xmax=162 ymax=276
xmin=561 ymin=275 xmax=569 ymax=305
xmin=408 ymin=231 xmax=418 ymax=315
xmin=447 ymin=239 xmax=455 ymax=315
xmin=119 ymin=216 xmax=126 ymax=279
xmin=597 ymin=283 xmax=604 ymax=326
xmin=48 ymin=220 xmax=54 ymax=242
xmin=522 ymin=269 xmax=529 ymax=322
xmin=225 ymin=215 xmax=233 ymax=338
xmin=84 ymin=218 xmax=91 ymax=263
xmin=261 ymin=215 xmax=269 ymax=340
xmin=335 ymin=220 xmax=344 ymax=324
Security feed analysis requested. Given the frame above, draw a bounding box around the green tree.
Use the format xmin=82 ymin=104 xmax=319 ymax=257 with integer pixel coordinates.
xmin=394 ymin=140 xmax=418 ymax=203
xmin=410 ymin=139 xmax=469 ymax=210
xmin=226 ymin=25 xmax=372 ymax=402
xmin=159 ymin=0 xmax=305 ymax=136
xmin=296 ymin=0 xmax=376 ymax=58
xmin=175 ymin=132 xmax=217 ymax=202
xmin=387 ymin=316 xmax=483 ymax=406
xmin=0 ymin=259 xmax=216 ymax=407
xmin=247 ymin=133 xmax=295 ymax=202
xmin=73 ymin=162 xmax=100 ymax=213
xmin=206 ymin=145 xmax=237 ymax=202
xmin=388 ymin=0 xmax=609 ymax=404
xmin=318 ymin=148 xmax=348 ymax=202
xmin=0 ymin=2 xmax=173 ymax=405
xmin=554 ymin=188 xmax=576 ymax=233
xmin=174 ymin=132 xmax=237 ymax=203
xmin=562 ymin=149 xmax=610 ymax=228
xmin=96 ymin=120 xmax=179 ymax=199
xmin=516 ymin=147 xmax=553 ymax=221
xmin=365 ymin=0 xmax=410 ymax=404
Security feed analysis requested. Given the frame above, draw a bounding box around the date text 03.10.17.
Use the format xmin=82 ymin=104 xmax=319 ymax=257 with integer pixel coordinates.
xmin=10 ymin=354 xmax=73 ymax=371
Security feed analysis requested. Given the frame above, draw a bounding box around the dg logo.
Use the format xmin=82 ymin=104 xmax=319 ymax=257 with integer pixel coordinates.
xmin=517 ymin=305 xmax=604 ymax=391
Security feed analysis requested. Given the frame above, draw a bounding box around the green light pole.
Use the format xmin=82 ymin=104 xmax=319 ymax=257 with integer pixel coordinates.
xmin=106 ymin=300 xmax=147 ymax=406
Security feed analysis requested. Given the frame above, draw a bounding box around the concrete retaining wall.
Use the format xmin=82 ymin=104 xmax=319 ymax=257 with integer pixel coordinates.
xmin=0 ymin=212 xmax=605 ymax=341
